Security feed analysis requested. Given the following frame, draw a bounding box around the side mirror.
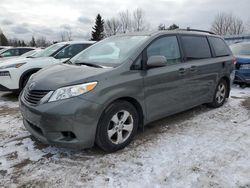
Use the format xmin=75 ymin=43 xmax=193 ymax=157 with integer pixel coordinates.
xmin=147 ymin=55 xmax=167 ymax=69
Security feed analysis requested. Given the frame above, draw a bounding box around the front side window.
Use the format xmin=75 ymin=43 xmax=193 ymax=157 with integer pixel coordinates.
xmin=71 ymin=36 xmax=149 ymax=67
xmin=19 ymin=48 xmax=33 ymax=55
xmin=146 ymin=36 xmax=181 ymax=64
xmin=209 ymin=37 xmax=231 ymax=57
xmin=181 ymin=36 xmax=211 ymax=60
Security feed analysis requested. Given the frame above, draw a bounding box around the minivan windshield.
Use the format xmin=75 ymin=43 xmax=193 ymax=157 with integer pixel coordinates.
xmin=34 ymin=43 xmax=67 ymax=58
xmin=230 ymin=43 xmax=250 ymax=56
xmin=70 ymin=36 xmax=149 ymax=67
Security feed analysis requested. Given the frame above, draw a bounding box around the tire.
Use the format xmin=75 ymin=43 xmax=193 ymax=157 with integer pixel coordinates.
xmin=95 ymin=100 xmax=139 ymax=152
xmin=239 ymin=83 xmax=246 ymax=89
xmin=21 ymin=74 xmax=31 ymax=90
xmin=208 ymin=79 xmax=228 ymax=108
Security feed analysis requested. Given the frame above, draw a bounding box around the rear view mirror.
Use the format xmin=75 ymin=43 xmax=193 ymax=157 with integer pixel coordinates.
xmin=147 ymin=55 xmax=167 ymax=69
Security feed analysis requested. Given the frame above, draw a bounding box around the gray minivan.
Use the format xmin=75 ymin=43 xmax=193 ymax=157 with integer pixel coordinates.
xmin=19 ymin=30 xmax=235 ymax=152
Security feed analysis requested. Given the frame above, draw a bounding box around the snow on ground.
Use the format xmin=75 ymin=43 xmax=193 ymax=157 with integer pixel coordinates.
xmin=0 ymin=86 xmax=250 ymax=188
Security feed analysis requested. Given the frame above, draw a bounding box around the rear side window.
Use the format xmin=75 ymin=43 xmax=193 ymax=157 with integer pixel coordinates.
xmin=147 ymin=36 xmax=181 ymax=64
xmin=181 ymin=36 xmax=211 ymax=60
xmin=208 ymin=37 xmax=231 ymax=57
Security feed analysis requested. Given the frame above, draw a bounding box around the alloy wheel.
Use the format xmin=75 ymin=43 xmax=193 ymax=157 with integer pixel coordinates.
xmin=107 ymin=110 xmax=134 ymax=145
xmin=215 ymin=83 xmax=226 ymax=104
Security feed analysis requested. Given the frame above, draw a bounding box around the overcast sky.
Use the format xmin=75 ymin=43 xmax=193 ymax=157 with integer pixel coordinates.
xmin=0 ymin=0 xmax=249 ymax=42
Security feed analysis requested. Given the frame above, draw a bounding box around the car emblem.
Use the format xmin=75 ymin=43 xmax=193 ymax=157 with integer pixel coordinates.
xmin=28 ymin=82 xmax=36 ymax=90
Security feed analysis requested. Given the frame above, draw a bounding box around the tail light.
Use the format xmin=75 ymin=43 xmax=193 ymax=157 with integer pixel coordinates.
xmin=232 ymin=57 xmax=237 ymax=65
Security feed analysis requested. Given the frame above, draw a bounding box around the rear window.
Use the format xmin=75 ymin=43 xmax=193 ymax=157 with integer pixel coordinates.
xmin=181 ymin=35 xmax=211 ymax=60
xmin=209 ymin=37 xmax=231 ymax=57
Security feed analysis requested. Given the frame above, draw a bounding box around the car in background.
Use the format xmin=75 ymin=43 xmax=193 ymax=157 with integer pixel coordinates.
xmin=230 ymin=42 xmax=250 ymax=87
xmin=0 ymin=47 xmax=35 ymax=58
xmin=0 ymin=41 xmax=95 ymax=92
xmin=19 ymin=30 xmax=234 ymax=152
xmin=0 ymin=49 xmax=43 ymax=63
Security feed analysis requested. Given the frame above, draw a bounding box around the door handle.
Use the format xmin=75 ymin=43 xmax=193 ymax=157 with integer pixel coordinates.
xmin=179 ymin=68 xmax=186 ymax=74
xmin=190 ymin=66 xmax=197 ymax=72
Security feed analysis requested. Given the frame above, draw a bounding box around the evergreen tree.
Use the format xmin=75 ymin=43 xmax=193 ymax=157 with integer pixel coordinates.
xmin=18 ymin=40 xmax=22 ymax=46
xmin=21 ymin=40 xmax=26 ymax=46
xmin=91 ymin=14 xmax=104 ymax=41
xmin=30 ymin=36 xmax=36 ymax=47
xmin=0 ymin=29 xmax=9 ymax=46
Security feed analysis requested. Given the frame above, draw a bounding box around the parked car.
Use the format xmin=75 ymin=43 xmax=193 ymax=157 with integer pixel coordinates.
xmin=19 ymin=30 xmax=235 ymax=152
xmin=0 ymin=49 xmax=43 ymax=63
xmin=0 ymin=47 xmax=35 ymax=58
xmin=230 ymin=42 xmax=250 ymax=87
xmin=0 ymin=41 xmax=95 ymax=92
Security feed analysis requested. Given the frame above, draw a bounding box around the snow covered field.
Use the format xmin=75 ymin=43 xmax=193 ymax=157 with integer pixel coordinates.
xmin=0 ymin=86 xmax=249 ymax=188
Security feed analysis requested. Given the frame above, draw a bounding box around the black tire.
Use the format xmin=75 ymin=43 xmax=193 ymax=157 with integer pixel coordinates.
xmin=208 ymin=79 xmax=228 ymax=108
xmin=21 ymin=75 xmax=31 ymax=90
xmin=239 ymin=83 xmax=247 ymax=89
xmin=95 ymin=100 xmax=139 ymax=152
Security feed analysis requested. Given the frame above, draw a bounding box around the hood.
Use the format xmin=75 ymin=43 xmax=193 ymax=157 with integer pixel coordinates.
xmin=0 ymin=57 xmax=29 ymax=65
xmin=0 ymin=56 xmax=56 ymax=67
xmin=29 ymin=63 xmax=113 ymax=90
xmin=235 ymin=55 xmax=250 ymax=64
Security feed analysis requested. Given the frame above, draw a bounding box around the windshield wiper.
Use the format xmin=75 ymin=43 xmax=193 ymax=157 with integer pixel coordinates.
xmin=75 ymin=62 xmax=103 ymax=68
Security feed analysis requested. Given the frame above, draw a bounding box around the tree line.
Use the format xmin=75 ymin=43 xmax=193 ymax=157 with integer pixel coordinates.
xmin=1 ymin=10 xmax=250 ymax=47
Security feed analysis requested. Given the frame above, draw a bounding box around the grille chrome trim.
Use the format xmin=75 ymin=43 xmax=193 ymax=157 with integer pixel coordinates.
xmin=23 ymin=89 xmax=50 ymax=105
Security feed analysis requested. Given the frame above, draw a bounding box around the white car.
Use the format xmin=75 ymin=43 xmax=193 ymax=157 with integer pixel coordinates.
xmin=0 ymin=41 xmax=95 ymax=92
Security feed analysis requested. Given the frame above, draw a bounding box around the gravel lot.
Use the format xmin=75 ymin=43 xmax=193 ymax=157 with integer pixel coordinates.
xmin=0 ymin=86 xmax=250 ymax=188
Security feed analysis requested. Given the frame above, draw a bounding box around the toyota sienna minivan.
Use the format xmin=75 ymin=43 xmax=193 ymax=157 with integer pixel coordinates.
xmin=19 ymin=29 xmax=235 ymax=152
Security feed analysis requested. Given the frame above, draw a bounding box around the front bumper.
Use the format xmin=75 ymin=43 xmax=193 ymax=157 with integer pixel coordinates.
xmin=19 ymin=94 xmax=103 ymax=149
xmin=0 ymin=69 xmax=21 ymax=91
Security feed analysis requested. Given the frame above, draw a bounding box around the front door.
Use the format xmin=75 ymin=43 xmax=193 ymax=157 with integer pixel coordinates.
xmin=143 ymin=35 xmax=194 ymax=122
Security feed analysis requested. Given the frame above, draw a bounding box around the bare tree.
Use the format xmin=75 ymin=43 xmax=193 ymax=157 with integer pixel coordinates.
xmin=246 ymin=20 xmax=250 ymax=33
xmin=211 ymin=13 xmax=245 ymax=35
xmin=36 ymin=36 xmax=50 ymax=47
xmin=60 ymin=26 xmax=73 ymax=41
xmin=104 ymin=18 xmax=121 ymax=36
xmin=119 ymin=10 xmax=132 ymax=33
xmin=132 ymin=8 xmax=148 ymax=32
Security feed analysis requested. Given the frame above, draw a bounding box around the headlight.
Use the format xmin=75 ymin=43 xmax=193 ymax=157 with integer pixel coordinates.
xmin=48 ymin=81 xmax=98 ymax=102
xmin=0 ymin=63 xmax=26 ymax=69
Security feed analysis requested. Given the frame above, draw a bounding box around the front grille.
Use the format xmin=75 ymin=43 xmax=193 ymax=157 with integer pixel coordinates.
xmin=24 ymin=90 xmax=49 ymax=105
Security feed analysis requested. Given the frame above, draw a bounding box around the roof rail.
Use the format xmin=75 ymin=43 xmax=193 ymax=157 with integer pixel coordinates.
xmin=177 ymin=28 xmax=216 ymax=35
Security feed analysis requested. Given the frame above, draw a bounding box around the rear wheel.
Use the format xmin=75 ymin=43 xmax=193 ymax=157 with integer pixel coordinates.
xmin=95 ymin=100 xmax=139 ymax=152
xmin=209 ymin=79 xmax=228 ymax=108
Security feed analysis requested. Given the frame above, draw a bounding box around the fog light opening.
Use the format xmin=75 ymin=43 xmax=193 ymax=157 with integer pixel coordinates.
xmin=61 ymin=131 xmax=76 ymax=141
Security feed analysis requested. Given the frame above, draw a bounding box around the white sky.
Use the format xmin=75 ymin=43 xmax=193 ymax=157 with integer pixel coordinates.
xmin=0 ymin=0 xmax=249 ymax=41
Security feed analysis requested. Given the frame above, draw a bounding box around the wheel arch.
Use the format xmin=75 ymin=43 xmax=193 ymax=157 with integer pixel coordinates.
xmin=19 ymin=68 xmax=41 ymax=89
xmin=220 ymin=76 xmax=230 ymax=98
xmin=102 ymin=96 xmax=145 ymax=131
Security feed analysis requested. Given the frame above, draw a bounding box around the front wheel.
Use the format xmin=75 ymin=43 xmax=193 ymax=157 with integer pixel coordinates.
xmin=95 ymin=100 xmax=139 ymax=152
xmin=209 ymin=79 xmax=228 ymax=108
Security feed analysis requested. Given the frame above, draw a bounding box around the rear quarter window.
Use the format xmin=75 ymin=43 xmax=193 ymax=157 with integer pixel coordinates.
xmin=208 ymin=37 xmax=231 ymax=57
xmin=181 ymin=35 xmax=211 ymax=60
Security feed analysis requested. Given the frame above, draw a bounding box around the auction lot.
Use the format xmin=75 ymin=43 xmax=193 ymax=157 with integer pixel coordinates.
xmin=0 ymin=86 xmax=250 ymax=187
